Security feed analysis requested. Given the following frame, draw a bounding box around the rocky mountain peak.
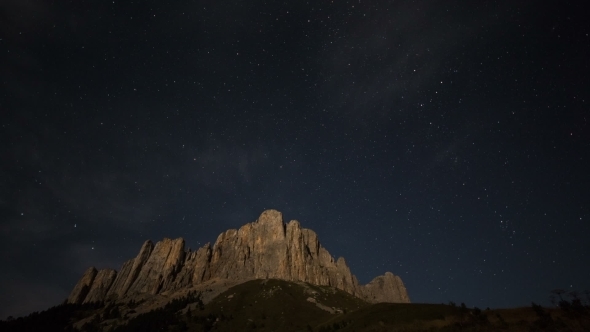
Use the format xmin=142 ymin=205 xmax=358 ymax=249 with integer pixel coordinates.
xmin=67 ymin=209 xmax=410 ymax=305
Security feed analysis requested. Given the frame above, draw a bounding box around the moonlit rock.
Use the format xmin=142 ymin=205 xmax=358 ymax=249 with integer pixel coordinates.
xmin=67 ymin=267 xmax=97 ymax=304
xmin=67 ymin=209 xmax=410 ymax=304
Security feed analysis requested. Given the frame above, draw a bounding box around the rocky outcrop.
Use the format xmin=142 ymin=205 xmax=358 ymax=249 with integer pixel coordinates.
xmin=125 ymin=238 xmax=185 ymax=295
xmin=67 ymin=267 xmax=97 ymax=304
xmin=83 ymin=269 xmax=117 ymax=303
xmin=165 ymin=243 xmax=211 ymax=291
xmin=361 ymin=272 xmax=410 ymax=303
xmin=67 ymin=209 xmax=410 ymax=304
xmin=105 ymin=240 xmax=154 ymax=300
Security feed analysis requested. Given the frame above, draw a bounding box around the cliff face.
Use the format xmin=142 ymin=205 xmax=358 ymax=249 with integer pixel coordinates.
xmin=67 ymin=210 xmax=410 ymax=304
xmin=362 ymin=272 xmax=411 ymax=303
xmin=83 ymin=269 xmax=116 ymax=303
xmin=67 ymin=267 xmax=97 ymax=304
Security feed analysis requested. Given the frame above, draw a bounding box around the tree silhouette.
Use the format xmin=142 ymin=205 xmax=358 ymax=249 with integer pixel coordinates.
xmin=531 ymin=302 xmax=553 ymax=329
xmin=549 ymin=294 xmax=557 ymax=307
xmin=551 ymin=289 xmax=566 ymax=301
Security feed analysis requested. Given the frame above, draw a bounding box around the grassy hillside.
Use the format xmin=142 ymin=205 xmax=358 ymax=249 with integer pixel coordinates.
xmin=317 ymin=302 xmax=457 ymax=331
xmin=2 ymin=279 xmax=589 ymax=331
xmin=194 ymin=279 xmax=367 ymax=331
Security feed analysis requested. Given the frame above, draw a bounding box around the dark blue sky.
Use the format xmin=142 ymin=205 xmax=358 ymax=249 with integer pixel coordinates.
xmin=1 ymin=0 xmax=589 ymax=318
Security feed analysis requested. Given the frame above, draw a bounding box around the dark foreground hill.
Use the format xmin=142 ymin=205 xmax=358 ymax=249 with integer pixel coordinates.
xmin=2 ymin=279 xmax=589 ymax=331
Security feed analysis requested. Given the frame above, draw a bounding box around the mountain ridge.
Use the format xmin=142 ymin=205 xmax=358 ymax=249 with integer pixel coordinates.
xmin=67 ymin=209 xmax=410 ymax=305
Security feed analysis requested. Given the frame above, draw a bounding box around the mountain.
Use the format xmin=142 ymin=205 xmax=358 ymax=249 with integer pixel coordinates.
xmin=4 ymin=210 xmax=588 ymax=331
xmin=67 ymin=209 xmax=410 ymax=305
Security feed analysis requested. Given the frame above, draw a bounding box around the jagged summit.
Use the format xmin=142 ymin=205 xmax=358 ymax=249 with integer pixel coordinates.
xmin=67 ymin=209 xmax=410 ymax=304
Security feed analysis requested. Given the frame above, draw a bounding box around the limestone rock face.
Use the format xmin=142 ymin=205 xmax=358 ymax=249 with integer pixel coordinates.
xmin=126 ymin=238 xmax=185 ymax=295
xmin=104 ymin=259 xmax=133 ymax=300
xmin=67 ymin=267 xmax=97 ymax=304
xmin=360 ymin=272 xmax=410 ymax=303
xmin=106 ymin=240 xmax=154 ymax=300
xmin=166 ymin=243 xmax=211 ymax=291
xmin=67 ymin=209 xmax=410 ymax=304
xmin=83 ymin=269 xmax=117 ymax=303
xmin=208 ymin=209 xmax=290 ymax=280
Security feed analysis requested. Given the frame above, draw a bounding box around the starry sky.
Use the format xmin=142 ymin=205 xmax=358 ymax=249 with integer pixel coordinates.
xmin=1 ymin=0 xmax=589 ymax=319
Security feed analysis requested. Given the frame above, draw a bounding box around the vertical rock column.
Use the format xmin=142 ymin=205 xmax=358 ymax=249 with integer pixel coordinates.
xmin=126 ymin=238 xmax=186 ymax=295
xmin=106 ymin=240 xmax=154 ymax=300
xmin=67 ymin=267 xmax=98 ymax=304
xmin=83 ymin=269 xmax=117 ymax=303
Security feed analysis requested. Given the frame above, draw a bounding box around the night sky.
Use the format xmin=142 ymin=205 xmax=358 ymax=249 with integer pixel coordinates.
xmin=1 ymin=0 xmax=589 ymax=319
